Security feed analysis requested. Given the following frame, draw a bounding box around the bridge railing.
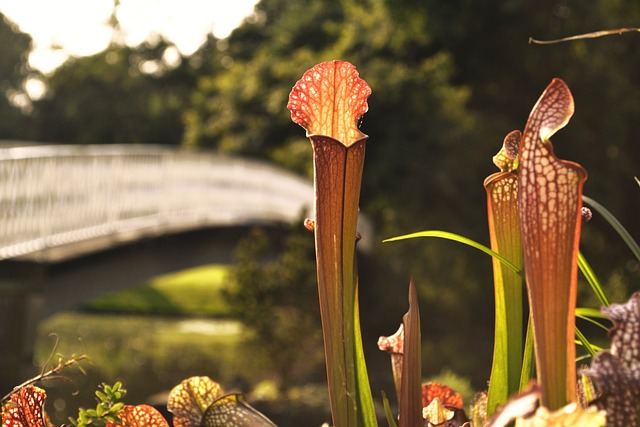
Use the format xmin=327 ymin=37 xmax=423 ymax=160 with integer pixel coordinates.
xmin=0 ymin=144 xmax=321 ymax=260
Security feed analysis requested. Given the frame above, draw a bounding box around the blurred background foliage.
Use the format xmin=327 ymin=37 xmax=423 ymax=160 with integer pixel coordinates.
xmin=2 ymin=0 xmax=639 ymax=393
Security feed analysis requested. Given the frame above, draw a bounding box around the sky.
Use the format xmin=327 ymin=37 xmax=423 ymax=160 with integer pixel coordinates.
xmin=0 ymin=0 xmax=260 ymax=74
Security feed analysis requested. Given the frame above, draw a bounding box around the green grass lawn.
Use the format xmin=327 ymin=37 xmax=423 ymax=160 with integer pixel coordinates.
xmin=85 ymin=264 xmax=236 ymax=316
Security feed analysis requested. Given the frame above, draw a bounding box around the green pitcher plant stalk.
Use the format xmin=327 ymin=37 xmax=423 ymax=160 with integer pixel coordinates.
xmin=517 ymin=78 xmax=587 ymax=410
xmin=483 ymin=129 xmax=524 ymax=415
xmin=288 ymin=60 xmax=377 ymax=427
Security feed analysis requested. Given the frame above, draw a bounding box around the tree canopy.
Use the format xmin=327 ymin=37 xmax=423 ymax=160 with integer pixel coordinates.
xmin=0 ymin=13 xmax=32 ymax=139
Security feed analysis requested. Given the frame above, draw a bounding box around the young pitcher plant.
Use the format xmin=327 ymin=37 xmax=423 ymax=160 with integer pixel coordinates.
xmin=483 ymin=130 xmax=524 ymax=415
xmin=288 ymin=60 xmax=378 ymax=427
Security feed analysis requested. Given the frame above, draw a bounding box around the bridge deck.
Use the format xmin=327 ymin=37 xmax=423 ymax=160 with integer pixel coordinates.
xmin=0 ymin=144 xmax=343 ymax=262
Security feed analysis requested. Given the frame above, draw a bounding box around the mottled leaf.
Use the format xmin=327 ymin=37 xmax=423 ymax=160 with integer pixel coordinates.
xmin=586 ymin=293 xmax=640 ymax=427
xmin=378 ymin=324 xmax=404 ymax=400
xmin=289 ymin=61 xmax=375 ymax=427
xmin=116 ymin=405 xmax=169 ymax=427
xmin=288 ymin=60 xmax=371 ymax=146
xmin=492 ymin=129 xmax=521 ymax=172
xmin=484 ymin=130 xmax=524 ymax=415
xmin=167 ymin=376 xmax=223 ymax=427
xmin=601 ymin=292 xmax=640 ymax=364
xmin=421 ymin=383 xmax=463 ymax=410
xmin=1 ymin=386 xmax=49 ymax=427
xmin=202 ymin=393 xmax=277 ymax=427
xmin=518 ymin=78 xmax=587 ymax=409
xmin=587 ymin=352 xmax=640 ymax=427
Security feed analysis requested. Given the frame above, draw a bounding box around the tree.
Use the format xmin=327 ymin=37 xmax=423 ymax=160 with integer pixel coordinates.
xmin=30 ymin=39 xmax=208 ymax=145
xmin=0 ymin=13 xmax=33 ymax=139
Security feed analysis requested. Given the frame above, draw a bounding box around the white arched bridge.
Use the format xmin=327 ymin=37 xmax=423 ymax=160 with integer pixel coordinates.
xmin=0 ymin=142 xmax=372 ymax=393
xmin=1 ymin=143 xmax=318 ymax=261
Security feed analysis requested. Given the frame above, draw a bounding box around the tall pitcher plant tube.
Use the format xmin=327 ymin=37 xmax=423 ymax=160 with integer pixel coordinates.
xmin=288 ymin=61 xmax=376 ymax=427
xmin=518 ymin=79 xmax=587 ymax=410
xmin=484 ymin=130 xmax=524 ymax=415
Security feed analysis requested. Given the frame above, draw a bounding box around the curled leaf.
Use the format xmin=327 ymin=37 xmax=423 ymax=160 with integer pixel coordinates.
xmin=288 ymin=60 xmax=371 ymax=146
xmin=378 ymin=324 xmax=404 ymax=400
xmin=492 ymin=130 xmax=521 ymax=172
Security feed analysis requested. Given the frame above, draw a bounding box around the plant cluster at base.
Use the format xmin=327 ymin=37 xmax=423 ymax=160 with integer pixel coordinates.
xmin=3 ymin=57 xmax=639 ymax=427
xmin=288 ymin=60 xmax=640 ymax=427
xmin=2 ymin=376 xmax=277 ymax=427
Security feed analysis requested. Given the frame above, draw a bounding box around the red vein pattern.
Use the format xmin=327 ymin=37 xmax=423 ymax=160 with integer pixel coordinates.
xmin=518 ymin=78 xmax=587 ymax=409
xmin=484 ymin=130 xmax=524 ymax=411
xmin=421 ymin=383 xmax=464 ymax=410
xmin=288 ymin=60 xmax=371 ymax=146
xmin=115 ymin=405 xmax=169 ymax=427
xmin=1 ymin=386 xmax=49 ymax=427
xmin=201 ymin=393 xmax=277 ymax=427
xmin=587 ymin=293 xmax=640 ymax=427
xmin=167 ymin=377 xmax=223 ymax=427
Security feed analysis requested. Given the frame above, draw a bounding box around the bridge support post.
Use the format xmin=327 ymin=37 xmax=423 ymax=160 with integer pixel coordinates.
xmin=0 ymin=284 xmax=41 ymax=395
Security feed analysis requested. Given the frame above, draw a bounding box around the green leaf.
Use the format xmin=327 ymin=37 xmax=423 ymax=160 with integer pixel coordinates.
xmin=575 ymin=327 xmax=597 ymax=357
xmin=578 ymin=252 xmax=609 ymax=307
xmin=576 ymin=307 xmax=610 ymax=331
xmin=384 ymin=230 xmax=523 ymax=277
xmin=519 ymin=316 xmax=534 ymax=392
xmin=111 ymin=402 xmax=125 ymax=413
xmin=381 ymin=391 xmax=399 ymax=427
xmin=353 ymin=283 xmax=379 ymax=427
xmin=96 ymin=405 xmax=106 ymax=417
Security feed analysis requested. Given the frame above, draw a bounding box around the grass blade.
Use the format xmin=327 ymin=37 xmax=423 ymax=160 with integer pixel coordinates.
xmin=381 ymin=391 xmax=398 ymax=427
xmin=519 ymin=316 xmax=534 ymax=391
xmin=582 ymin=195 xmax=640 ymax=263
xmin=384 ymin=231 xmax=523 ymax=277
xmin=577 ymin=252 xmax=609 ymax=307
xmin=574 ymin=327 xmax=597 ymax=358
xmin=576 ymin=307 xmax=610 ymax=331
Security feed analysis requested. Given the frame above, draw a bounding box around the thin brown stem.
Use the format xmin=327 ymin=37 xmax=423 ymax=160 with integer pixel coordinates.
xmin=1 ymin=354 xmax=89 ymax=404
xmin=529 ymin=27 xmax=640 ymax=45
